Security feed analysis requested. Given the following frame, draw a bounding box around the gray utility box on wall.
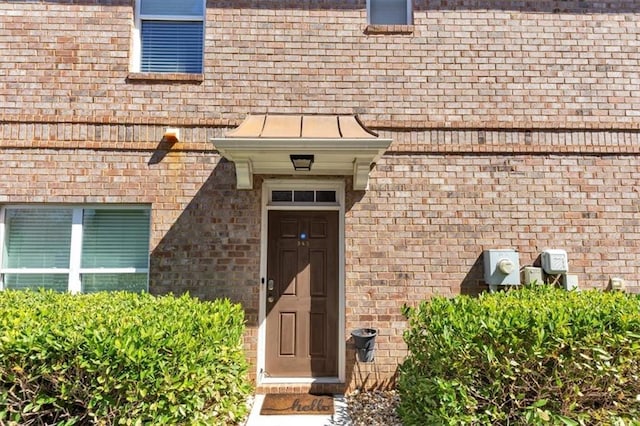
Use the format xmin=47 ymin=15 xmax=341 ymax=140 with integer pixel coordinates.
xmin=541 ymin=249 xmax=569 ymax=274
xmin=483 ymin=249 xmax=521 ymax=285
xmin=523 ymin=266 xmax=544 ymax=285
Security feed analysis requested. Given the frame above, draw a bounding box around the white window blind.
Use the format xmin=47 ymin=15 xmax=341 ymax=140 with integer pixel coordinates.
xmin=2 ymin=209 xmax=71 ymax=291
xmin=1 ymin=207 xmax=150 ymax=293
xmin=138 ymin=0 xmax=204 ymax=74
xmin=141 ymin=21 xmax=203 ymax=73
xmin=4 ymin=209 xmax=72 ymax=269
xmin=140 ymin=0 xmax=204 ymax=16
xmin=81 ymin=209 xmax=150 ymax=293
xmin=82 ymin=209 xmax=150 ymax=269
xmin=369 ymin=0 xmax=411 ymax=25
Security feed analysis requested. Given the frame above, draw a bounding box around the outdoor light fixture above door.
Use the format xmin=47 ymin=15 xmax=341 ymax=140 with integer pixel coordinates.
xmin=290 ymin=154 xmax=314 ymax=171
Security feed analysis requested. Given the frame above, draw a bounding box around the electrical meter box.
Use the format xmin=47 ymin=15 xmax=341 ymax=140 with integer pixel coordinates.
xmin=541 ymin=249 xmax=568 ymax=274
xmin=483 ymin=249 xmax=520 ymax=285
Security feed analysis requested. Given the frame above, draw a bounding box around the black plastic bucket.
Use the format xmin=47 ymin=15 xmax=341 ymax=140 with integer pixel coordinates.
xmin=351 ymin=328 xmax=377 ymax=362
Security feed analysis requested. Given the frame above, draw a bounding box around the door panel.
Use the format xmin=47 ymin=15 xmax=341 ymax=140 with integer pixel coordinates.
xmin=279 ymin=219 xmax=298 ymax=238
xmin=265 ymin=210 xmax=338 ymax=378
xmin=309 ymin=312 xmax=326 ymax=356
xmin=280 ymin=249 xmax=298 ymax=296
xmin=309 ymin=249 xmax=327 ymax=296
xmin=310 ymin=220 xmax=327 ymax=238
xmin=279 ymin=312 xmax=296 ymax=356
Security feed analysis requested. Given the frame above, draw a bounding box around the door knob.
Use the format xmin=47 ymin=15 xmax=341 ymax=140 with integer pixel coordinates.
xmin=267 ymin=279 xmax=275 ymax=303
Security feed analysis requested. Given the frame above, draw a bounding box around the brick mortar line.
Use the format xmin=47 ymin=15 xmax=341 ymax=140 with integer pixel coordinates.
xmin=0 ymin=116 xmax=233 ymax=128
xmin=0 ymin=143 xmax=215 ymax=153
xmin=385 ymin=150 xmax=640 ymax=156
xmin=0 ymin=144 xmax=636 ymax=156
xmin=374 ymin=122 xmax=640 ymax=132
xmin=2 ymin=115 xmax=640 ymax=132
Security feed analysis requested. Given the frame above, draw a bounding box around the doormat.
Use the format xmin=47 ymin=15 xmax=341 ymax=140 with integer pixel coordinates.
xmin=259 ymin=393 xmax=334 ymax=415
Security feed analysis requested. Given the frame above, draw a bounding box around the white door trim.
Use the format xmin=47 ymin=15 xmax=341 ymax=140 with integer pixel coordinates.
xmin=257 ymin=179 xmax=346 ymax=384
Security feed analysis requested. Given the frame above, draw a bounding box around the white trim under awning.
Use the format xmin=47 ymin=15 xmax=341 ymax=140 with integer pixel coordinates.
xmin=210 ymin=114 xmax=392 ymax=190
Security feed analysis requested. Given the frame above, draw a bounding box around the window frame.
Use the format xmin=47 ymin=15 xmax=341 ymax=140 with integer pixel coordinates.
xmin=366 ymin=0 xmax=413 ymax=25
xmin=131 ymin=0 xmax=206 ymax=74
xmin=269 ymin=189 xmax=339 ymax=206
xmin=0 ymin=205 xmax=151 ymax=293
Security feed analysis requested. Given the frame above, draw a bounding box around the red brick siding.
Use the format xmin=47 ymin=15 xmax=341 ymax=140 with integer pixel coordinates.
xmin=2 ymin=144 xmax=640 ymax=388
xmin=351 ymin=154 xmax=640 ymax=295
xmin=345 ymin=153 xmax=640 ymax=387
xmin=0 ymin=149 xmax=262 ymax=372
xmin=1 ymin=1 xmax=639 ymax=129
xmin=2 ymin=0 xmax=640 ymax=390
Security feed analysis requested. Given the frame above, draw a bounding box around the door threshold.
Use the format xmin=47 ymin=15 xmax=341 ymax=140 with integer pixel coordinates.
xmin=255 ymin=380 xmax=347 ymax=396
xmin=260 ymin=377 xmax=342 ymax=385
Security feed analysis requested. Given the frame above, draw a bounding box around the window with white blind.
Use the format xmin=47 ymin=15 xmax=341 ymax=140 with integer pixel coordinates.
xmin=367 ymin=0 xmax=412 ymax=25
xmin=134 ymin=0 xmax=205 ymax=73
xmin=0 ymin=207 xmax=150 ymax=293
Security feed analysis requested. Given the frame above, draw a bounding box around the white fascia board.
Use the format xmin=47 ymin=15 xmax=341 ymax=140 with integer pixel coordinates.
xmin=211 ymin=137 xmax=392 ymax=153
xmin=211 ymin=137 xmax=392 ymax=190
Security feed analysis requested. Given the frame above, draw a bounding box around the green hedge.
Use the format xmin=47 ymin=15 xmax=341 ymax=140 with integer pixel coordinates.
xmin=0 ymin=291 xmax=252 ymax=425
xmin=398 ymin=286 xmax=640 ymax=425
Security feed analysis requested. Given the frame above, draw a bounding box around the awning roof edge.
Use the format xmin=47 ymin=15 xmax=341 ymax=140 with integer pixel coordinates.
xmin=225 ymin=114 xmax=379 ymax=139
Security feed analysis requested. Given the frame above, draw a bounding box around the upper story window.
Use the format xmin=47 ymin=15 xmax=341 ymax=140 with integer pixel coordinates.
xmin=367 ymin=0 xmax=412 ymax=25
xmin=133 ymin=0 xmax=205 ymax=74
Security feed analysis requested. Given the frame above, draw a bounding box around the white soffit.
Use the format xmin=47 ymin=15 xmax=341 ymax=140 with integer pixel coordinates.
xmin=211 ymin=114 xmax=392 ymax=190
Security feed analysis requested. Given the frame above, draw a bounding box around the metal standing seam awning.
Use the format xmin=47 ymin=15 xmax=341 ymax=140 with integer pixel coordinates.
xmin=210 ymin=114 xmax=392 ymax=190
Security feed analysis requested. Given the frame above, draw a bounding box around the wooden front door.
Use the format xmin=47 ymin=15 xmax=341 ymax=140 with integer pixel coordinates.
xmin=265 ymin=210 xmax=339 ymax=378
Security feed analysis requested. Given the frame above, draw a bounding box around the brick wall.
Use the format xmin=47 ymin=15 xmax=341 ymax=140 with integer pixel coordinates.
xmin=0 ymin=148 xmax=263 ymax=372
xmin=1 ymin=0 xmax=639 ymax=129
xmin=2 ymin=0 xmax=640 ymax=390
xmin=2 ymin=142 xmax=638 ymax=388
xmin=344 ymin=151 xmax=640 ymax=388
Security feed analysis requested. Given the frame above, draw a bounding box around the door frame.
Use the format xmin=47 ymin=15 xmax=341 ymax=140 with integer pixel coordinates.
xmin=257 ymin=179 xmax=346 ymax=384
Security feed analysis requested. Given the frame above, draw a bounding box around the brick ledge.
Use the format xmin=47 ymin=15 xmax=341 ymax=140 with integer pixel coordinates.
xmin=1 ymin=114 xmax=640 ymax=132
xmin=364 ymin=24 xmax=414 ymax=35
xmin=126 ymin=72 xmax=204 ymax=83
